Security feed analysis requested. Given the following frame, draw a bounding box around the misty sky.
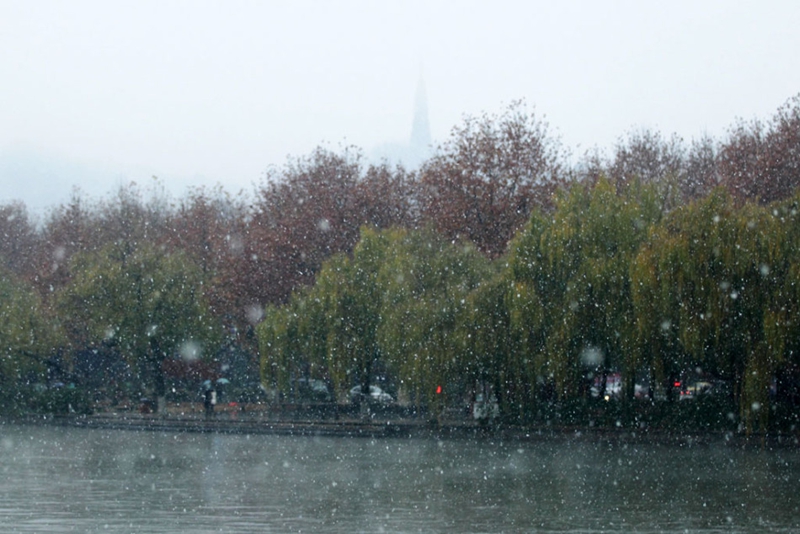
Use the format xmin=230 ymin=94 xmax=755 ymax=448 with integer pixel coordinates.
xmin=2 ymin=0 xmax=799 ymax=213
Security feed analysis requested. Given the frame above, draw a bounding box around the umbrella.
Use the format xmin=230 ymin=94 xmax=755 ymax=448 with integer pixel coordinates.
xmin=216 ymin=378 xmax=231 ymax=385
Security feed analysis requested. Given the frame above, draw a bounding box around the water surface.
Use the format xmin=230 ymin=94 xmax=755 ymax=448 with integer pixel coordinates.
xmin=1 ymin=423 xmax=798 ymax=532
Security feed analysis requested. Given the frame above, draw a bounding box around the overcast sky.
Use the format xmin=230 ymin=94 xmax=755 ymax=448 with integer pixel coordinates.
xmin=2 ymin=0 xmax=799 ymax=213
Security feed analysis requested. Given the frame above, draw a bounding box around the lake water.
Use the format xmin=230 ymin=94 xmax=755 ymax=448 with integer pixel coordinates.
xmin=0 ymin=423 xmax=798 ymax=533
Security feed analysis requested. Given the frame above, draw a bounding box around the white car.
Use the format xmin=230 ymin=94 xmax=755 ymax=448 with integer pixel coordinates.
xmin=349 ymin=384 xmax=393 ymax=404
xmin=473 ymin=393 xmax=499 ymax=420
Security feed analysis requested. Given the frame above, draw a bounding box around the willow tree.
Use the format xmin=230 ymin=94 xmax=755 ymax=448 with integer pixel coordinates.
xmin=460 ymin=274 xmax=523 ymax=419
xmin=260 ymin=226 xmax=492 ymax=414
xmin=258 ymin=303 xmax=300 ymax=399
xmin=258 ymin=269 xmax=348 ymax=401
xmin=716 ymin=195 xmax=797 ymax=433
xmin=376 ymin=228 xmax=492 ymax=415
xmin=318 ymin=230 xmax=387 ymax=406
xmin=506 ymin=211 xmax=550 ymax=408
xmin=763 ymin=192 xmax=800 ymax=427
xmin=58 ymin=242 xmax=220 ymax=411
xmin=257 ymin=228 xmax=385 ymax=405
xmin=631 ymin=188 xmax=793 ymax=432
xmin=507 ymin=178 xmax=662 ymax=401
xmin=630 ymin=192 xmax=735 ymax=402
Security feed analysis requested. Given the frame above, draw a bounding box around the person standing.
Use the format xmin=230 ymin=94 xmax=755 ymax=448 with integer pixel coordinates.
xmin=203 ymin=387 xmax=215 ymax=417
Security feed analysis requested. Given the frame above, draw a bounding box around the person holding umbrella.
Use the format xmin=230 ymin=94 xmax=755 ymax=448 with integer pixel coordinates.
xmin=202 ymin=379 xmax=216 ymax=417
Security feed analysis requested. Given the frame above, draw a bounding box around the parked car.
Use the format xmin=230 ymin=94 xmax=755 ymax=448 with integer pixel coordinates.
xmin=472 ymin=392 xmax=499 ymax=420
xmin=590 ymin=372 xmax=622 ymax=400
xmin=295 ymin=378 xmax=332 ymax=402
xmin=349 ymin=384 xmax=393 ymax=404
xmin=679 ymin=380 xmax=715 ymax=400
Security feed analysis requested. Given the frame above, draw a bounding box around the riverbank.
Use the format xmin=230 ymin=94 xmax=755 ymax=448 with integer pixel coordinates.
xmin=5 ymin=408 xmax=799 ymax=449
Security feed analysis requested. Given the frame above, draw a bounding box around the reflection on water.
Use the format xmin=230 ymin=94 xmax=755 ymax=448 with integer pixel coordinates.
xmin=0 ymin=423 xmax=798 ymax=533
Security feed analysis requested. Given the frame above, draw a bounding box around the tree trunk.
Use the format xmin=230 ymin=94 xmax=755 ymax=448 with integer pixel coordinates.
xmin=149 ymin=339 xmax=166 ymax=414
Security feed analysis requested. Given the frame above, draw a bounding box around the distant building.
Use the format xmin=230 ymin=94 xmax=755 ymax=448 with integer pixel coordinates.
xmin=409 ymin=76 xmax=432 ymax=157
xmin=370 ymin=74 xmax=434 ymax=169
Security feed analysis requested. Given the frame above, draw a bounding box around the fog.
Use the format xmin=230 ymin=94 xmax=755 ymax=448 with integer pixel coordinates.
xmin=2 ymin=0 xmax=800 ymax=211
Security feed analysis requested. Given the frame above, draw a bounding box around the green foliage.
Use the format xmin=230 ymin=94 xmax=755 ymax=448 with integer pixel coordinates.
xmin=460 ymin=275 xmax=525 ymax=419
xmin=3 ymin=95 xmax=800 ymax=430
xmin=507 ymin=178 xmax=662 ymax=401
xmin=57 ymin=242 xmax=220 ymax=401
xmin=258 ymin=226 xmax=491 ymax=411
xmin=0 ymin=383 xmax=93 ymax=416
xmin=375 ymin=228 xmax=491 ymax=412
xmin=34 ymin=385 xmax=93 ymax=415
xmin=258 ymin=303 xmax=298 ymax=397
xmin=256 ymin=179 xmax=800 ymax=434
xmin=0 ymin=268 xmax=60 ymax=387
xmin=631 ymin=188 xmax=800 ymax=432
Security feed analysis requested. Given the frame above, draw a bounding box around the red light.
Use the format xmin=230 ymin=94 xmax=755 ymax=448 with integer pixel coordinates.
xmin=673 ymin=382 xmax=681 ymax=388
xmin=436 ymin=385 xmax=442 ymax=394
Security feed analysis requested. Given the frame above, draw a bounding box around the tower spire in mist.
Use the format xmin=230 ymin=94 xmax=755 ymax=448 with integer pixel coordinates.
xmin=410 ymin=74 xmax=431 ymax=152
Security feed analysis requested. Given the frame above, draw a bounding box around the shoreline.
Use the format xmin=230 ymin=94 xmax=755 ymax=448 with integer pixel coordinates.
xmin=4 ymin=411 xmax=799 ymax=449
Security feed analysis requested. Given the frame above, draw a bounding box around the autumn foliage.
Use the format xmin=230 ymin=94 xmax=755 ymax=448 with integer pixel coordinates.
xmin=1 ymin=95 xmax=799 ymax=427
xmin=419 ymin=102 xmax=564 ymax=257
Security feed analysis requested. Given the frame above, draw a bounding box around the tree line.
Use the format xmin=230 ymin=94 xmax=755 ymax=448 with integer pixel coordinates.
xmin=259 ymin=181 xmax=800 ymax=433
xmin=1 ymin=95 xmax=799 ymax=431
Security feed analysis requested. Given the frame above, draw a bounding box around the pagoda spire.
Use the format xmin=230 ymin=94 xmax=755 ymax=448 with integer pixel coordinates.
xmin=410 ymin=73 xmax=431 ymax=152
